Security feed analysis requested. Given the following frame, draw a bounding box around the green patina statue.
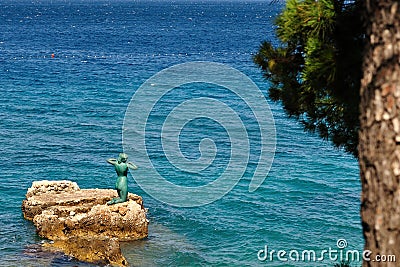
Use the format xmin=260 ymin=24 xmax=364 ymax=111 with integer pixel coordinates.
xmin=107 ymin=153 xmax=138 ymax=205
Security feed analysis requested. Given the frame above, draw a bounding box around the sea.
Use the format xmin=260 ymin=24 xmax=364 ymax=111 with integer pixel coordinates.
xmin=0 ymin=0 xmax=363 ymax=266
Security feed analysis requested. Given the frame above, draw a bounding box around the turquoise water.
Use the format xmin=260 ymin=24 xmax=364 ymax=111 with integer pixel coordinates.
xmin=0 ymin=0 xmax=362 ymax=266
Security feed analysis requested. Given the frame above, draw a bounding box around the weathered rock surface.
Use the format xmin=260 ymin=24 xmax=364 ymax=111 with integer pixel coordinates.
xmin=43 ymin=237 xmax=128 ymax=266
xmin=22 ymin=180 xmax=149 ymax=266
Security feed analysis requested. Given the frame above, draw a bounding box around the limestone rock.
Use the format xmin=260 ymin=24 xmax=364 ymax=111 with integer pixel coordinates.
xmin=22 ymin=180 xmax=149 ymax=266
xmin=44 ymin=237 xmax=128 ymax=267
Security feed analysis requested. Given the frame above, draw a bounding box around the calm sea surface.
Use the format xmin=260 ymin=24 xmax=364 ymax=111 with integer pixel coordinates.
xmin=0 ymin=0 xmax=362 ymax=266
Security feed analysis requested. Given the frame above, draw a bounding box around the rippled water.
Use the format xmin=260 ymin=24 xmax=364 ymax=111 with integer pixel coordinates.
xmin=0 ymin=0 xmax=362 ymax=266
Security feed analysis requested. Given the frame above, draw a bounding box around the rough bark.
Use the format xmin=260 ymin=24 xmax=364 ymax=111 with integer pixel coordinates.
xmin=359 ymin=1 xmax=400 ymax=266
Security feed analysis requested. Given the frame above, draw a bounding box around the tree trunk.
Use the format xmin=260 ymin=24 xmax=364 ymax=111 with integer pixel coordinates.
xmin=359 ymin=1 xmax=400 ymax=266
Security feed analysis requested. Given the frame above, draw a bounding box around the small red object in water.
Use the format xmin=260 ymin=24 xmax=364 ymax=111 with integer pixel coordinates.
xmin=51 ymin=53 xmax=55 ymax=58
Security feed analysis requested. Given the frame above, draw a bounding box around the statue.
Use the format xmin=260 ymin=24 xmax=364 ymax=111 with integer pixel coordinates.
xmin=107 ymin=153 xmax=137 ymax=205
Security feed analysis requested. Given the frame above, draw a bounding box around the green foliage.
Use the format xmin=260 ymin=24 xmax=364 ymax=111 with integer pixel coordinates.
xmin=254 ymin=0 xmax=363 ymax=157
xmin=333 ymin=260 xmax=359 ymax=267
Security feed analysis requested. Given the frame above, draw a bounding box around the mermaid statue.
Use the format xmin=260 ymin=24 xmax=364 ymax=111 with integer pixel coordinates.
xmin=106 ymin=153 xmax=138 ymax=205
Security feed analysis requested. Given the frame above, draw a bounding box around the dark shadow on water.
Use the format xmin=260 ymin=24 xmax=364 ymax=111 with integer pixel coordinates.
xmin=21 ymin=243 xmax=97 ymax=267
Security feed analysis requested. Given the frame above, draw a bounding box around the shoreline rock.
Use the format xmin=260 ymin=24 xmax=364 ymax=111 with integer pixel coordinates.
xmin=22 ymin=180 xmax=149 ymax=266
xmin=43 ymin=237 xmax=128 ymax=266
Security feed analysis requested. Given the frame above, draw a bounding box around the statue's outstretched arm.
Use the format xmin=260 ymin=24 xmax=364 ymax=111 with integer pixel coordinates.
xmin=127 ymin=162 xmax=138 ymax=170
xmin=107 ymin=158 xmax=117 ymax=165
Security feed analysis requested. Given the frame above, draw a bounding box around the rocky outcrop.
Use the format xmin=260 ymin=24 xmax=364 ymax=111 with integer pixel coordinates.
xmin=43 ymin=237 xmax=128 ymax=266
xmin=22 ymin=180 xmax=149 ymax=266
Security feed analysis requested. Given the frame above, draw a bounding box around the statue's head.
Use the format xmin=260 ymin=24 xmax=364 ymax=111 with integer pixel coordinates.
xmin=118 ymin=153 xmax=128 ymax=163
